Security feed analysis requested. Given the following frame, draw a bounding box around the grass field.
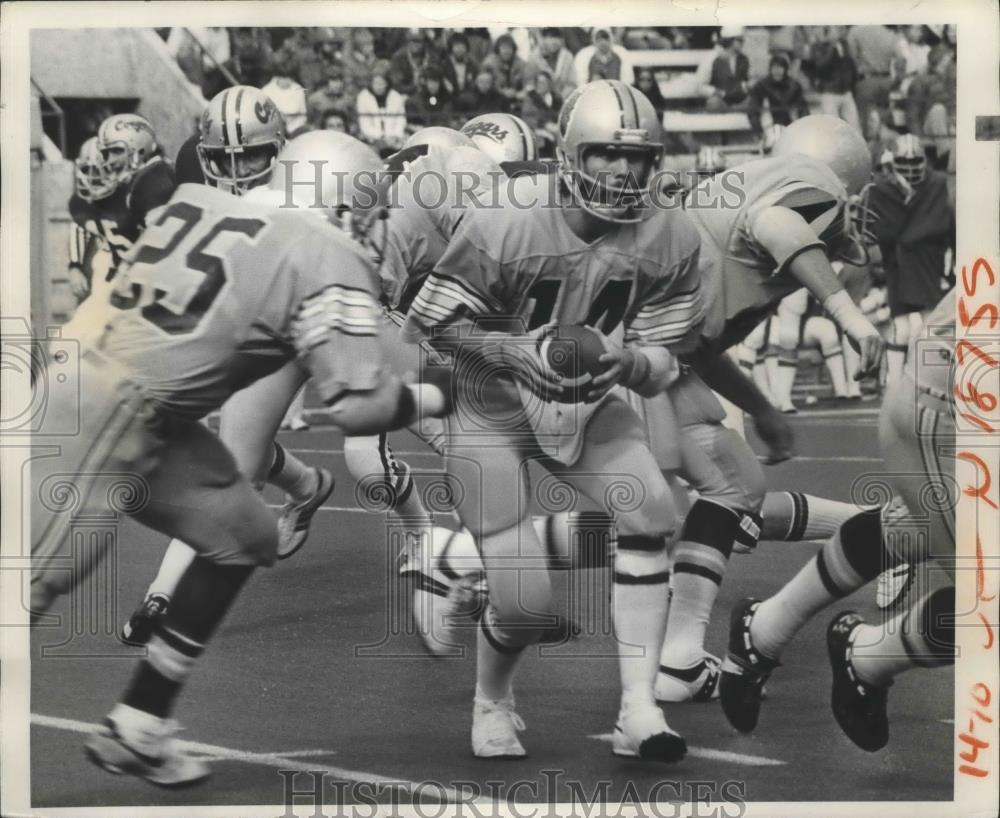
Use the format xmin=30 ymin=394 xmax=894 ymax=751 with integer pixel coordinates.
xmin=29 ymin=401 xmax=953 ymax=808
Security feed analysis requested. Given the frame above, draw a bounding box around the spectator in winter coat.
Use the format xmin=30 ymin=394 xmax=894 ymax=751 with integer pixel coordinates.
xmin=307 ymin=64 xmax=356 ymax=127
xmin=746 ymin=54 xmax=810 ymax=134
xmin=389 ymin=29 xmax=442 ymax=97
xmin=356 ymin=65 xmax=407 ymax=151
xmin=519 ymin=69 xmax=562 ymax=156
xmin=442 ymin=31 xmax=479 ymax=98
xmin=455 ymin=69 xmax=510 ymax=117
xmin=526 ymin=28 xmax=577 ymax=99
xmin=341 ymin=28 xmax=379 ymax=95
xmin=705 ymin=30 xmax=750 ymax=111
xmin=482 ymin=34 xmax=528 ymax=106
xmin=573 ymin=28 xmax=631 ymax=86
xmin=405 ymin=64 xmax=455 ymax=129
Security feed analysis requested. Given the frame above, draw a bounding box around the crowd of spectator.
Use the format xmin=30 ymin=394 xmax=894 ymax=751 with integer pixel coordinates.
xmin=160 ymin=24 xmax=957 ymax=167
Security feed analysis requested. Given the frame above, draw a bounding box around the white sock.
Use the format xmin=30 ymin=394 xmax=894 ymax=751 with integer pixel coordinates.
xmin=268 ymin=442 xmax=317 ymax=501
xmin=614 ymin=541 xmax=671 ymax=711
xmin=147 ymin=539 xmax=197 ymax=600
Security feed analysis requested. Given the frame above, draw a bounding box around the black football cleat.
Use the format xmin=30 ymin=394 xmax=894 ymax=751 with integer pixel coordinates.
xmin=120 ymin=593 xmax=169 ymax=647
xmin=827 ymin=611 xmax=890 ymax=752
xmin=719 ymin=598 xmax=780 ymax=733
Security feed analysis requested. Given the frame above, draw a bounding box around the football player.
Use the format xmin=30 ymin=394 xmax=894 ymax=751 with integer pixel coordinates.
xmin=67 ymin=137 xmax=113 ymax=304
xmin=66 ymin=115 xmax=176 ymax=305
xmin=402 ymin=80 xmax=706 ymax=763
xmin=719 ymin=290 xmax=957 ymax=748
xmin=30 ymin=133 xmax=453 ymax=787
xmin=868 ymin=133 xmax=954 ymax=389
xmin=118 ymin=89 xmax=332 ymax=644
xmin=405 ymin=116 xmax=886 ymax=708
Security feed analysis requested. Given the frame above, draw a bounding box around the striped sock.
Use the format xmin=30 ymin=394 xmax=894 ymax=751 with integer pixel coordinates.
xmin=614 ymin=536 xmax=671 ymax=710
xmin=123 ymin=557 xmax=253 ymax=718
xmin=852 ymin=585 xmax=956 ymax=686
xmin=267 ymin=441 xmax=317 ymax=501
xmin=661 ymin=500 xmax=739 ymax=667
xmin=761 ymin=491 xmax=864 ymax=542
xmin=751 ymin=509 xmax=884 ymax=660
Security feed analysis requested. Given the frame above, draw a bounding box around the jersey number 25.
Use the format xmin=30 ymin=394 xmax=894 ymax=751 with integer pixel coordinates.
xmin=111 ymin=201 xmax=265 ymax=335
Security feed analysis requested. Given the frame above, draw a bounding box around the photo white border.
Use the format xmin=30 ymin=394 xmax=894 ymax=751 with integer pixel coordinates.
xmin=2 ymin=1 xmax=998 ymax=816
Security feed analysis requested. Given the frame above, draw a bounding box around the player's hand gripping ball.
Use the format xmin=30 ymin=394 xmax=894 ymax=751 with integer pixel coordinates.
xmin=536 ymin=324 xmax=610 ymax=403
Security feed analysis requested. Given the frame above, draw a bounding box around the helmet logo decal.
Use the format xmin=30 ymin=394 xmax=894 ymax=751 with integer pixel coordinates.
xmin=462 ymin=121 xmax=509 ymax=144
xmin=255 ymin=100 xmax=273 ymax=124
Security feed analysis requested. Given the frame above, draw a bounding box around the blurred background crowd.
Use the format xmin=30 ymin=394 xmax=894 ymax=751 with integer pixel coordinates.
xmin=158 ymin=23 xmax=957 ymax=168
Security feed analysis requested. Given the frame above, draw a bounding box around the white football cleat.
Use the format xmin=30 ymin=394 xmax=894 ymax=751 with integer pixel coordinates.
xmin=655 ymin=654 xmax=722 ymax=702
xmin=612 ymin=704 xmax=687 ymax=763
xmin=277 ymin=467 xmax=335 ymax=560
xmin=875 ymin=563 xmax=913 ymax=610
xmin=472 ymin=692 xmax=526 ymax=758
xmin=401 ymin=528 xmax=485 ymax=657
xmin=84 ymin=704 xmax=210 ymax=788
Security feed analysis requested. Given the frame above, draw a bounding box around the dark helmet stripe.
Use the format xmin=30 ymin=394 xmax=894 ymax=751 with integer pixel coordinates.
xmin=607 ymin=80 xmax=627 ymax=129
xmin=511 ymin=114 xmax=530 ymax=161
xmin=220 ymin=89 xmax=231 ymax=146
xmin=234 ymin=87 xmax=245 ymax=145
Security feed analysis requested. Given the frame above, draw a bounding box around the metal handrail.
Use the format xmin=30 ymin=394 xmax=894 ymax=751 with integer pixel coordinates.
xmin=31 ymin=76 xmax=66 ymax=157
xmin=181 ymin=28 xmax=240 ymax=89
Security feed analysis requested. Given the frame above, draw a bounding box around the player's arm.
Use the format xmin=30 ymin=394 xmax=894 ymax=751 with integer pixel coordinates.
xmin=589 ymin=244 xmax=706 ymax=401
xmin=401 ymin=213 xmax=563 ymax=400
xmin=67 ymin=222 xmax=97 ymax=300
xmin=751 ymin=204 xmax=884 ymax=378
xmin=687 ymin=350 xmax=795 ymax=464
xmin=292 ymin=283 xmax=452 ymax=436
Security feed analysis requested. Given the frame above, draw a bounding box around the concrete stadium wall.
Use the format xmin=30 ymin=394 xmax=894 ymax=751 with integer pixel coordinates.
xmin=31 ymin=28 xmax=205 ymax=160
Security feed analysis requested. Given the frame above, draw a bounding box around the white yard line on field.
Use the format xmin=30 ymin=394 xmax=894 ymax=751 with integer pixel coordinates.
xmin=31 ymin=713 xmax=484 ymax=803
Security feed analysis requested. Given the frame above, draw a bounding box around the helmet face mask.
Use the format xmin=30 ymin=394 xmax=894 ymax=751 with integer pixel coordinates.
xmin=74 ymin=137 xmax=116 ymax=202
xmin=836 ymin=182 xmax=879 ymax=266
xmin=557 ymin=80 xmax=665 ymax=224
xmin=890 ymin=135 xmax=927 ymax=186
xmin=198 ymin=143 xmax=281 ymax=195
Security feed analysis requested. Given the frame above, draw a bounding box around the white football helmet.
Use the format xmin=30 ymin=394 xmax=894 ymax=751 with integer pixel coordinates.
xmin=556 ymin=79 xmax=664 ymax=223
xmin=96 ymin=113 xmax=158 ymax=187
xmin=265 ymin=130 xmax=387 ymax=263
xmin=403 ymin=126 xmax=475 ymax=151
xmin=198 ymin=86 xmax=286 ymax=195
xmin=461 ymin=113 xmax=539 ymax=164
xmin=74 ymin=136 xmax=116 ymax=202
xmin=771 ymin=114 xmax=872 ymax=196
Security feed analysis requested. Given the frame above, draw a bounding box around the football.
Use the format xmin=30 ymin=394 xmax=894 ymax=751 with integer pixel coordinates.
xmin=536 ymin=324 xmax=609 ymax=403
